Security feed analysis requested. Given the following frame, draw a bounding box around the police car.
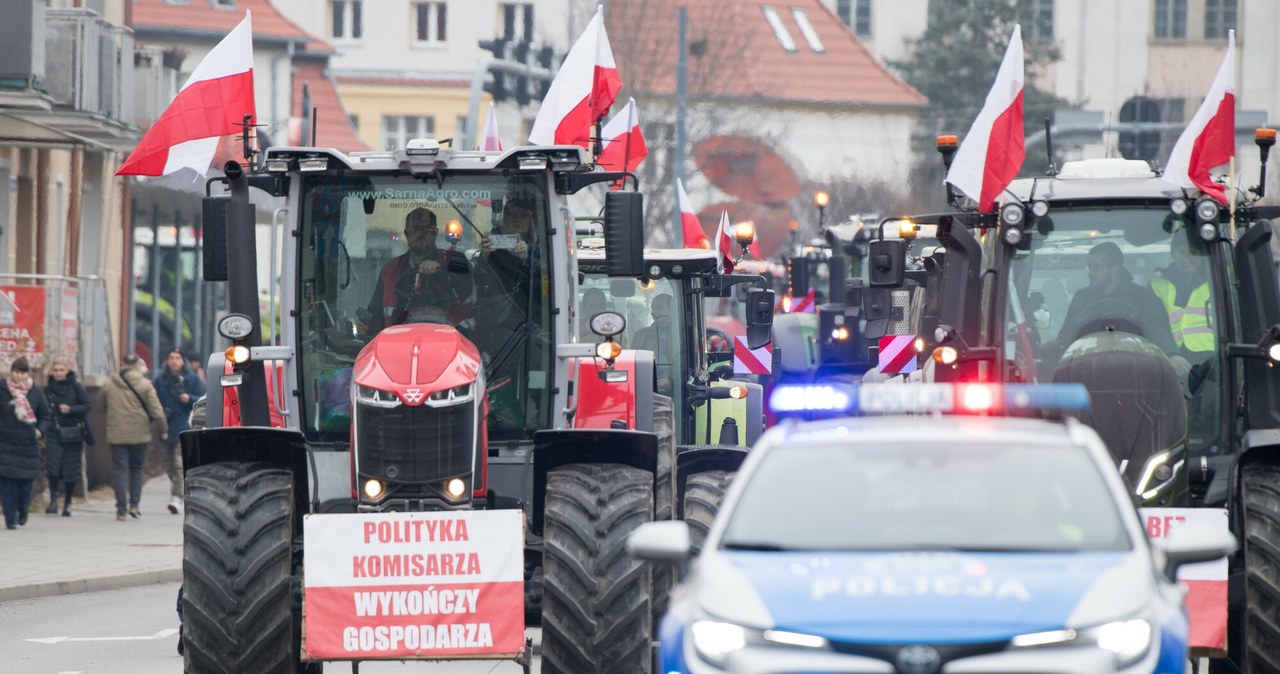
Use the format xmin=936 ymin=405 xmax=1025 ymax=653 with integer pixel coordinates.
xmin=629 ymin=382 xmax=1235 ymax=674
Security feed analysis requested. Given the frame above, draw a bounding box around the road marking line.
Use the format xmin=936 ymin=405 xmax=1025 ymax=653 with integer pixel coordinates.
xmin=27 ymin=628 xmax=178 ymax=644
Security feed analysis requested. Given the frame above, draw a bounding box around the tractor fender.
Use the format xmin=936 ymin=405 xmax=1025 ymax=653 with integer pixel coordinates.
xmin=676 ymin=444 xmax=748 ymax=517
xmin=571 ymin=349 xmax=657 ymax=431
xmin=1231 ymin=428 xmax=1280 ymax=522
xmin=181 ymin=426 xmax=313 ymax=534
xmin=530 ymin=428 xmax=658 ymax=536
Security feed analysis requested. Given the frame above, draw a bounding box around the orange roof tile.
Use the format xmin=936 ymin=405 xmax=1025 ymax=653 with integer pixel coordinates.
xmin=291 ymin=59 xmax=371 ymax=153
xmin=131 ymin=0 xmax=329 ymax=49
xmin=606 ymin=0 xmax=925 ymax=108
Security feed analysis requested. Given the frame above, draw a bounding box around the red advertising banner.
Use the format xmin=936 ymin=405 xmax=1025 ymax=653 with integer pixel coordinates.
xmin=302 ymin=510 xmax=525 ymax=661
xmin=60 ymin=287 xmax=78 ymax=366
xmin=0 ymin=286 xmax=46 ymax=370
xmin=1141 ymin=507 xmax=1228 ymax=655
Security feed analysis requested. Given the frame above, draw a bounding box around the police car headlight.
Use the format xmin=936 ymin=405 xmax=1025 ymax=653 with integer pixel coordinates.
xmin=1089 ymin=619 xmax=1153 ymax=666
xmin=690 ymin=620 xmax=747 ymax=666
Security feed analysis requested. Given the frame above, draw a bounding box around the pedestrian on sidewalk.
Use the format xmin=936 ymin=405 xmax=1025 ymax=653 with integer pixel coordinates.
xmin=154 ymin=347 xmax=203 ymax=514
xmin=0 ymin=357 xmax=51 ymax=530
xmin=94 ymin=353 xmax=167 ymax=521
xmin=42 ymin=358 xmax=91 ymax=516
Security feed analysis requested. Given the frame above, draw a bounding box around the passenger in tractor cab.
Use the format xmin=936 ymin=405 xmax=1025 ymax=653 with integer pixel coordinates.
xmin=1152 ymin=231 xmax=1214 ymax=356
xmin=634 ymin=293 xmax=678 ymax=395
xmin=358 ymin=207 xmax=474 ymax=335
xmin=1041 ymin=241 xmax=1182 ymax=365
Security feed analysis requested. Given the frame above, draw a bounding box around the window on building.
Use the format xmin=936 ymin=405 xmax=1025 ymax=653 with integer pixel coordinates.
xmin=854 ymin=0 xmax=871 ymax=37
xmin=1154 ymin=0 xmax=1187 ymax=39
xmin=455 ymin=115 xmax=468 ymax=141
xmin=209 ymin=0 xmax=236 ymax=8
xmin=1204 ymin=0 xmax=1237 ymax=39
xmin=1019 ymin=0 xmax=1053 ymax=42
xmin=383 ymin=115 xmax=436 ymax=150
xmin=791 ymin=8 xmax=826 ymax=53
xmin=332 ymin=0 xmax=363 ymax=40
xmin=498 ymin=2 xmax=535 ymax=42
xmin=348 ymin=114 xmax=359 ymax=130
xmin=761 ymin=5 xmax=798 ymax=53
xmin=415 ymin=2 xmax=448 ymax=43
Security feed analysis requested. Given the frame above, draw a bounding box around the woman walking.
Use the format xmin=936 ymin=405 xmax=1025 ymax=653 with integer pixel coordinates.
xmin=0 ymin=357 xmax=51 ymax=529
xmin=43 ymin=358 xmax=90 ymax=516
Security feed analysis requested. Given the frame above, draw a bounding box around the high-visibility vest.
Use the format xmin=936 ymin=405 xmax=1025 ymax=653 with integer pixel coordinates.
xmin=1152 ymin=276 xmax=1214 ymax=352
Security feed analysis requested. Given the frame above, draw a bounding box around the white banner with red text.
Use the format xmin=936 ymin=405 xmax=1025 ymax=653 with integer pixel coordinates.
xmin=1140 ymin=507 xmax=1227 ymax=655
xmin=302 ymin=510 xmax=524 ymax=660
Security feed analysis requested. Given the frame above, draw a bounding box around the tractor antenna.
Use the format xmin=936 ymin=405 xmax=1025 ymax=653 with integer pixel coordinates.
xmin=240 ymin=114 xmax=256 ymax=164
xmin=1044 ymin=117 xmax=1057 ymax=176
xmin=311 ymin=107 xmax=318 ymax=147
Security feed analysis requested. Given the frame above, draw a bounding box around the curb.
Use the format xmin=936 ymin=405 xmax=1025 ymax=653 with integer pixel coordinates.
xmin=0 ymin=568 xmax=183 ymax=604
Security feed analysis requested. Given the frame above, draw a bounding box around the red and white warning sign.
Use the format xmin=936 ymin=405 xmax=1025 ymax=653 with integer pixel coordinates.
xmin=1141 ymin=507 xmax=1228 ymax=654
xmin=303 ymin=510 xmax=524 ymax=660
xmin=877 ymin=335 xmax=918 ymax=374
xmin=733 ymin=336 xmax=773 ymax=375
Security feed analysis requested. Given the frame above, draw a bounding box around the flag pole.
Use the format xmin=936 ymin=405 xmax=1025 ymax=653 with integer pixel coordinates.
xmin=1228 ymin=156 xmax=1237 ymax=239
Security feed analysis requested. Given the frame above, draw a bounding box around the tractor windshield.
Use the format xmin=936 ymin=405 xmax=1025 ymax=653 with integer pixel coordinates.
xmin=296 ymin=174 xmax=553 ymax=443
xmin=990 ymin=207 xmax=1222 ymax=449
xmin=577 ymin=274 xmax=687 ymax=403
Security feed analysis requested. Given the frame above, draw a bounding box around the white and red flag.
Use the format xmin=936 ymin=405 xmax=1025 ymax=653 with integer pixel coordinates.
xmin=675 ymin=179 xmax=709 ymax=249
xmin=946 ymin=25 xmax=1025 ymax=212
xmin=597 ymin=97 xmax=648 ymax=173
xmin=716 ymin=210 xmax=735 ymax=274
xmin=117 ymin=13 xmax=255 ymax=177
xmin=528 ymin=7 xmax=621 ymax=148
xmin=1164 ymin=30 xmax=1236 ymax=205
xmin=479 ymin=101 xmax=503 ymax=152
xmin=790 ymin=288 xmax=816 ymax=314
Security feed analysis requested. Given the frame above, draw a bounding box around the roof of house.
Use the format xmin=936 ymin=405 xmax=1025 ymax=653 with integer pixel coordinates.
xmin=131 ymin=0 xmax=330 ymax=51
xmin=606 ymin=0 xmax=925 ymax=108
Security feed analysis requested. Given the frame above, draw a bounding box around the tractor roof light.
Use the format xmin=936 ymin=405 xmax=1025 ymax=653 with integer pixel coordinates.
xmin=264 ymin=157 xmax=291 ymax=173
xmin=519 ymin=155 xmax=549 ymax=171
xmin=446 ymin=219 xmax=463 ymax=242
xmin=1269 ymin=342 xmax=1280 ymax=363
xmin=1199 ymin=222 xmax=1219 ymax=241
xmin=735 ymin=221 xmax=756 ymax=246
xmin=1000 ymin=203 xmax=1025 ymax=227
xmin=297 ymin=156 xmax=329 ymax=172
xmin=1170 ymin=198 xmax=1189 ymax=216
xmin=218 ymin=313 xmax=254 ymax=340
xmin=1031 ymin=200 xmax=1050 ymax=218
xmin=936 ymin=135 xmax=958 ymax=151
xmin=814 ymin=191 xmax=830 ymax=208
xmin=1002 ymin=225 xmax=1024 ymax=246
xmin=1256 ymin=128 xmax=1277 ymax=149
xmin=897 ymin=219 xmax=919 ymax=239
xmin=1195 ymin=198 xmax=1221 ymax=223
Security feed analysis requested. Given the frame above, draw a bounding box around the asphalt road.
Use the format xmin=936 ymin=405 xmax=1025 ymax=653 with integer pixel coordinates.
xmin=1 ymin=582 xmax=539 ymax=673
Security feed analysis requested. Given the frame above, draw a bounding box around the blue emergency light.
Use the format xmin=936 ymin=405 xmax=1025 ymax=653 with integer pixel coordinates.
xmin=769 ymin=382 xmax=1090 ymax=416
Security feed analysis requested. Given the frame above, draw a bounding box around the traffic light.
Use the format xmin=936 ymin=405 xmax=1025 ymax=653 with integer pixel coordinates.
xmin=479 ymin=38 xmax=510 ymax=102
xmin=1118 ymin=96 xmax=1162 ymax=161
xmin=512 ymin=41 xmax=531 ymax=107
xmin=535 ymin=46 xmax=556 ymax=101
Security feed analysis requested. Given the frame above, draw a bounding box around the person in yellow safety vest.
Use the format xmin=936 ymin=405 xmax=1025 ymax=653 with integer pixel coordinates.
xmin=1151 ymin=233 xmax=1214 ymax=354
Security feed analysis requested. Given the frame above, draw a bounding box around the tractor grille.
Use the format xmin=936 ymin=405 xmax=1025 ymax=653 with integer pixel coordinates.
xmin=356 ymin=400 xmax=475 ymax=484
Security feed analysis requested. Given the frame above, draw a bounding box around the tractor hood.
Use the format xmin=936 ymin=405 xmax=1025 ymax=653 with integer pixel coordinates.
xmin=352 ymin=324 xmax=481 ymax=406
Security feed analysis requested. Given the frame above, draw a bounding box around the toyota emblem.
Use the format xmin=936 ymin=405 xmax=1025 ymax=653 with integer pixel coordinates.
xmin=895 ymin=644 xmax=941 ymax=674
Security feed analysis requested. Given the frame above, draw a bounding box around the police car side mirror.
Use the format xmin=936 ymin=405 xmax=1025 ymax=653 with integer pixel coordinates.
xmin=1160 ymin=523 xmax=1236 ymax=581
xmin=627 ymin=520 xmax=691 ymax=562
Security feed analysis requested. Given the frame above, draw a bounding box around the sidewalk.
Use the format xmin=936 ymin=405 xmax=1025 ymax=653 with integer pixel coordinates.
xmin=0 ymin=476 xmax=183 ymax=603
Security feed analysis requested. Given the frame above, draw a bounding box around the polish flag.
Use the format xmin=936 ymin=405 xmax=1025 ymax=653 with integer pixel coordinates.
xmin=479 ymin=101 xmax=503 ymax=152
xmin=716 ymin=210 xmax=735 ymax=274
xmin=1165 ymin=30 xmax=1236 ymax=205
xmin=528 ymin=7 xmax=622 ymax=148
xmin=597 ymin=98 xmax=648 ymax=173
xmin=946 ymin=25 xmax=1025 ymax=212
xmin=117 ymin=13 xmax=256 ymax=177
xmin=676 ymin=179 xmax=709 ymax=249
xmin=791 ymin=288 xmax=816 ymax=314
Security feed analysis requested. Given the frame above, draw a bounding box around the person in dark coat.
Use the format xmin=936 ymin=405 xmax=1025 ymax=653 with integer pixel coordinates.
xmin=0 ymin=357 xmax=52 ymax=529
xmin=154 ymin=348 xmax=204 ymax=513
xmin=42 ymin=358 xmax=91 ymax=516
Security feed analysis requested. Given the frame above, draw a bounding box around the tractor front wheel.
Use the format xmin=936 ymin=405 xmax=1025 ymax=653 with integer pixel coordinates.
xmin=1241 ymin=461 xmax=1280 ymax=672
xmin=684 ymin=470 xmax=736 ymax=556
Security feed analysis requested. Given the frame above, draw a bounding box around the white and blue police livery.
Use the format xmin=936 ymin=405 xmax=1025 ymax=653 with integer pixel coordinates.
xmin=629 ymin=383 xmax=1235 ymax=674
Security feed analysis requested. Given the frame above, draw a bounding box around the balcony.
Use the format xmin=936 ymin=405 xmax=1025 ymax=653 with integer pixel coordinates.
xmin=0 ymin=4 xmax=140 ymax=152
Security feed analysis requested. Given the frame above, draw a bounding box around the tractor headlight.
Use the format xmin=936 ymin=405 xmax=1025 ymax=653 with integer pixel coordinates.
xmin=1269 ymin=342 xmax=1280 ymax=363
xmin=445 ymin=478 xmax=467 ymax=499
xmin=1195 ymin=198 xmax=1220 ymax=223
xmin=1134 ymin=449 xmax=1184 ymax=501
xmin=363 ymin=479 xmax=384 ymax=500
xmin=355 ymin=385 xmax=402 ymax=408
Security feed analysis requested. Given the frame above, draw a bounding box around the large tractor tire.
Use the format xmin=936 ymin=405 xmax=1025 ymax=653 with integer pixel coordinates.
xmin=650 ymin=425 xmax=676 ymax=630
xmin=183 ymin=462 xmax=300 ymax=674
xmin=541 ymin=463 xmax=653 ymax=674
xmin=684 ymin=470 xmax=736 ymax=556
xmin=1241 ymin=461 xmax=1280 ymax=672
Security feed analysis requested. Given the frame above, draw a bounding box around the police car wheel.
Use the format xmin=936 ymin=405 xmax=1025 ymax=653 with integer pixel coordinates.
xmin=541 ymin=463 xmax=653 ymax=674
xmin=684 ymin=470 xmax=736 ymax=557
xmin=183 ymin=462 xmax=298 ymax=673
xmin=1241 ymin=461 xmax=1280 ymax=672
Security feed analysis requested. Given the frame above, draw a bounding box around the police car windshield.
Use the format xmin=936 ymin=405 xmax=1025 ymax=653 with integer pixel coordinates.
xmin=720 ymin=440 xmax=1131 ymax=553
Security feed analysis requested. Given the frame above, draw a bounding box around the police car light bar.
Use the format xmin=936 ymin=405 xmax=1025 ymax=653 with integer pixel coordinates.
xmin=768 ymin=382 xmax=1090 ymax=416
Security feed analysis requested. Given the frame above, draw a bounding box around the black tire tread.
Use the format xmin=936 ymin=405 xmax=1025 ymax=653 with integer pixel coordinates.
xmin=684 ymin=470 xmax=735 ymax=556
xmin=1242 ymin=462 xmax=1280 ymax=673
xmin=183 ymin=462 xmax=297 ymax=674
xmin=541 ymin=463 xmax=652 ymax=674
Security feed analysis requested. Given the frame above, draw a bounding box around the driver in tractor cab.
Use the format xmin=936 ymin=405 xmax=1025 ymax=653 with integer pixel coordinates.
xmin=359 ymin=207 xmax=474 ymax=335
xmin=635 ymin=293 xmax=677 ymax=395
xmin=1043 ymin=241 xmax=1181 ymax=365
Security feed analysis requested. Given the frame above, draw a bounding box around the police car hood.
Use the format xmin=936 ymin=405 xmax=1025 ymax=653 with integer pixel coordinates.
xmin=696 ymin=550 xmax=1152 ymax=643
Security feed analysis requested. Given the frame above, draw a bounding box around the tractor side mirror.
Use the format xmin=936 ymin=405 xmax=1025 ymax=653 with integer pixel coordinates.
xmin=604 ymin=191 xmax=644 ymax=277
xmin=868 ymin=239 xmax=906 ymax=287
xmin=745 ymin=288 xmax=775 ymax=350
xmin=202 ymin=195 xmax=230 ymax=281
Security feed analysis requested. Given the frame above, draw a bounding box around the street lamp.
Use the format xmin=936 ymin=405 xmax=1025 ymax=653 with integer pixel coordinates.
xmin=814 ymin=190 xmax=830 ymax=229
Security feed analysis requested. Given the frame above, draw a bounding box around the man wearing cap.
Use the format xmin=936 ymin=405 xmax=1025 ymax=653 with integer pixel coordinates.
xmin=1050 ymin=241 xmax=1179 ymax=358
xmin=360 ymin=207 xmax=472 ymax=334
